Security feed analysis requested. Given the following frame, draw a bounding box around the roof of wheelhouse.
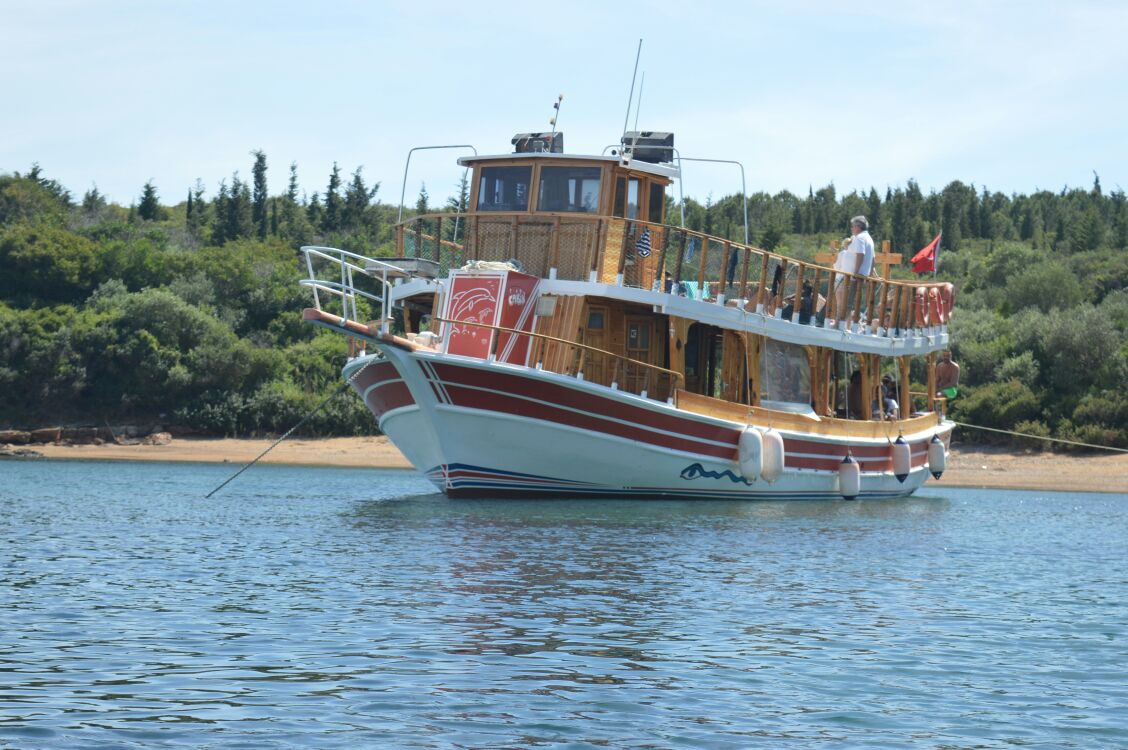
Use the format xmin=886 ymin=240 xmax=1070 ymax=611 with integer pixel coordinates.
xmin=457 ymin=152 xmax=680 ymax=181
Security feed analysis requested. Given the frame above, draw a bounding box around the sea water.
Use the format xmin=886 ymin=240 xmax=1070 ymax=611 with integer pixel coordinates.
xmin=1 ymin=460 xmax=1125 ymax=749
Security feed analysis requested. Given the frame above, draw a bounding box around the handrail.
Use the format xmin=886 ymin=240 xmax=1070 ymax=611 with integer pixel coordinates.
xmin=392 ymin=212 xmax=948 ymax=293
xmin=433 ymin=316 xmax=682 ymax=393
xmin=392 ymin=213 xmax=956 ymax=333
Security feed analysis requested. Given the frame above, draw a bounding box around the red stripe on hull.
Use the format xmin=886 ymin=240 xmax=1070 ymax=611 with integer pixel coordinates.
xmin=441 ymin=383 xmax=737 ymax=460
xmin=431 ymin=362 xmax=738 ymax=445
xmin=350 ymin=361 xmax=415 ymax=420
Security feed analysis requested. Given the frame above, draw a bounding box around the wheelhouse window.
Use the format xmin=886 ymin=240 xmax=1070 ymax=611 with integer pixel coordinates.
xmin=613 ymin=176 xmax=640 ymax=219
xmin=648 ymin=183 xmax=665 ymax=223
xmin=477 ymin=166 xmax=531 ymax=212
xmin=761 ymin=339 xmax=811 ymax=407
xmin=537 ymin=166 xmax=601 ymax=213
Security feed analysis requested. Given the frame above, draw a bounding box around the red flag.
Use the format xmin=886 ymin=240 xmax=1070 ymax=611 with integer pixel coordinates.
xmin=911 ymin=232 xmax=942 ymax=274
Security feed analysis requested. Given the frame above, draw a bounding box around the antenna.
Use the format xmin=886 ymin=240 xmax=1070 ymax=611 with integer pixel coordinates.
xmin=620 ymin=38 xmax=643 ymax=141
xmin=632 ymin=72 xmax=645 ymax=131
xmin=549 ymin=94 xmax=564 ymax=140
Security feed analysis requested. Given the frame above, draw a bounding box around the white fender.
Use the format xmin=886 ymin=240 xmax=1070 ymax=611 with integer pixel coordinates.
xmin=839 ymin=454 xmax=860 ymax=500
xmin=928 ymin=434 xmax=947 ymax=479
xmin=892 ymin=436 xmax=911 ymax=483
xmin=738 ymin=427 xmax=763 ymax=481
xmin=761 ymin=428 xmax=785 ymax=484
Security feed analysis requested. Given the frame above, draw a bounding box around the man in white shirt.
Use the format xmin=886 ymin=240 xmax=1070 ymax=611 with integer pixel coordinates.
xmin=834 ymin=215 xmax=875 ymax=323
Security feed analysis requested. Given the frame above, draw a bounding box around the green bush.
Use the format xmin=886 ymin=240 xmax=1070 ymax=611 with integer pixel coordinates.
xmin=951 ymin=379 xmax=1041 ymax=434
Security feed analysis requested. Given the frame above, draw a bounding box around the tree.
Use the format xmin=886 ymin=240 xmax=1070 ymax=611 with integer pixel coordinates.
xmin=323 ymin=163 xmax=342 ymax=232
xmin=343 ymin=166 xmax=378 ymax=231
xmin=187 ymin=180 xmax=207 ymax=238
xmin=138 ymin=180 xmax=161 ymax=221
xmin=251 ymin=150 xmax=268 ymax=239
xmin=226 ymin=173 xmax=253 ymax=242
xmin=415 ymin=183 xmax=429 ymax=215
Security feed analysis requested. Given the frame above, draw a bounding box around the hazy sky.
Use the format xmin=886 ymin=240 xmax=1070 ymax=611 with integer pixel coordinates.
xmin=4 ymin=0 xmax=1126 ymax=207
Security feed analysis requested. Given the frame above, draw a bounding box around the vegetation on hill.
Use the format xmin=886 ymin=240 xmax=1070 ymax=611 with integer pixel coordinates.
xmin=1 ymin=157 xmax=1125 ymax=447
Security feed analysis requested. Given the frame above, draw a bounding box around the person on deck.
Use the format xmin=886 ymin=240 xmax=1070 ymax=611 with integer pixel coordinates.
xmin=834 ymin=216 xmax=875 ymax=324
xmin=936 ymin=350 xmax=960 ymax=398
xmin=881 ymin=373 xmax=900 ymax=420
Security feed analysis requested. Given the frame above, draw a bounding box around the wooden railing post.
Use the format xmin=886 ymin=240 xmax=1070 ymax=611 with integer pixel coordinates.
xmin=673 ymin=229 xmax=686 ymax=286
xmin=826 ymin=270 xmax=838 ymax=322
xmin=792 ymin=263 xmax=806 ymax=323
xmin=755 ymin=253 xmax=770 ymax=311
xmin=739 ymin=247 xmax=750 ymax=301
xmin=396 ymin=224 xmax=404 ymax=256
xmin=550 ymin=215 xmax=562 ymax=277
xmin=810 ymin=267 xmax=822 ymax=324
xmin=434 ymin=217 xmax=443 ymax=263
xmin=865 ymin=278 xmax=877 ymax=330
xmin=697 ymin=235 xmax=709 ymax=293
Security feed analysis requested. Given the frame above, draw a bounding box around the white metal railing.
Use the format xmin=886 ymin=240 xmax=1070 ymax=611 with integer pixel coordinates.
xmin=300 ymin=246 xmax=422 ymax=335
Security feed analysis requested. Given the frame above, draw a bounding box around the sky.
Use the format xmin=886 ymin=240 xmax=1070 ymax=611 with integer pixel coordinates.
xmin=3 ymin=0 xmax=1126 ymax=207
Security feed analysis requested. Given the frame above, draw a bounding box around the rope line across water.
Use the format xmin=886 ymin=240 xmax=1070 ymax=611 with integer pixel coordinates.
xmin=204 ymin=359 xmax=374 ymax=498
xmin=952 ymin=420 xmax=1128 ymax=454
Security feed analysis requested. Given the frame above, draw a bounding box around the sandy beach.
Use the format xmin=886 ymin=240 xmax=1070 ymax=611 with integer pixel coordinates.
xmin=17 ymin=436 xmax=1127 ymax=494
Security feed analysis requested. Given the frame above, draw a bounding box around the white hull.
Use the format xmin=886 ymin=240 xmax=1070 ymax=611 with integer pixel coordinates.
xmin=348 ymin=346 xmax=951 ymax=500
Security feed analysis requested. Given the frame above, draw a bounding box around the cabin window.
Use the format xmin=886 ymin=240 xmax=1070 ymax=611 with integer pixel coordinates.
xmin=477 ymin=166 xmax=531 ymax=211
xmin=537 ymin=166 xmax=601 ymax=213
xmin=648 ymin=184 xmax=664 ymax=223
xmin=587 ymin=310 xmax=605 ymax=329
xmin=761 ymin=339 xmax=811 ymax=406
xmin=613 ymin=177 xmax=641 ymax=219
xmin=626 ymin=178 xmax=640 ymax=219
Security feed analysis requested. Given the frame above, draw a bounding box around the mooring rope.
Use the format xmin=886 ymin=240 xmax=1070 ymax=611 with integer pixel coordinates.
xmin=952 ymin=420 xmax=1128 ymax=454
xmin=204 ymin=360 xmax=373 ymax=498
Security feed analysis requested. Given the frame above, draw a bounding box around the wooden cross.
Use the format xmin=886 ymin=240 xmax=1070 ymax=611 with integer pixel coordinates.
xmin=814 ymin=239 xmax=902 ymax=279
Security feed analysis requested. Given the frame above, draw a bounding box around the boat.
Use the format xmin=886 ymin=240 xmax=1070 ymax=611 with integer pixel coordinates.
xmin=299 ymin=130 xmax=955 ymax=499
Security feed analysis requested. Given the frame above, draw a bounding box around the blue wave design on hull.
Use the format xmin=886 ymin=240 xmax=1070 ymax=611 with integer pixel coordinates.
xmin=679 ymin=463 xmax=754 ymax=486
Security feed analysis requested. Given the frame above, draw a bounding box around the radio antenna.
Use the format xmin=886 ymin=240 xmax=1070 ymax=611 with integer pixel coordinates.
xmin=549 ymin=93 xmax=563 ymax=142
xmin=620 ymin=38 xmax=643 ymax=142
xmin=632 ymin=72 xmax=645 ymax=131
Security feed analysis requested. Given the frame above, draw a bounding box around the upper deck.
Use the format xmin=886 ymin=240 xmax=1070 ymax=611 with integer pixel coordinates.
xmin=392 ymin=143 xmax=955 ymax=354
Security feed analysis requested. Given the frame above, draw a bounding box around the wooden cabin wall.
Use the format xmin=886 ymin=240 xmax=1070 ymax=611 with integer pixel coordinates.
xmin=720 ymin=330 xmax=745 ymax=403
xmin=534 ymin=295 xmax=585 ymax=374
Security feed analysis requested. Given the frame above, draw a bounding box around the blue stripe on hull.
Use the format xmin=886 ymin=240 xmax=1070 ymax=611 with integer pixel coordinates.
xmin=428 ymin=463 xmax=916 ymax=501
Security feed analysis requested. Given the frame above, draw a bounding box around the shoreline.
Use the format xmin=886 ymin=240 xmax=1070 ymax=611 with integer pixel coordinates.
xmin=14 ymin=437 xmax=1128 ymax=494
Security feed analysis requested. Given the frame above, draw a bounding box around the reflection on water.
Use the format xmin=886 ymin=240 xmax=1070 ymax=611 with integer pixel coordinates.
xmin=1 ymin=460 xmax=1125 ymax=749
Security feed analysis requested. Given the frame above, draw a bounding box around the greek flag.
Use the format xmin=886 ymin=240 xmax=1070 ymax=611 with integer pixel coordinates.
xmin=636 ymin=228 xmax=652 ymax=258
xmin=685 ymin=236 xmax=697 ymax=262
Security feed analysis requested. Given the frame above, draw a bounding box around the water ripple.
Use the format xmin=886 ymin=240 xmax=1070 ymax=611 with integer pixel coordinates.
xmin=1 ymin=461 xmax=1125 ymax=748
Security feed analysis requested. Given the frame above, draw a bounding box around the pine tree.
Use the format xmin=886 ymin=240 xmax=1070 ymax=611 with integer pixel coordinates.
xmin=226 ymin=173 xmax=253 ymax=241
xmin=81 ymin=186 xmax=106 ymax=215
xmin=415 ymin=183 xmax=429 ymax=215
xmin=307 ymin=191 xmax=323 ymax=230
xmin=270 ymin=198 xmax=279 ymax=236
xmin=323 ymin=163 xmax=342 ymax=232
xmin=252 ymin=150 xmax=268 ymax=239
xmin=280 ymin=162 xmax=301 ymax=239
xmin=138 ymin=180 xmax=161 ymax=221
xmin=343 ymin=166 xmax=378 ymax=231
xmin=211 ymin=180 xmax=230 ymax=243
xmin=187 ymin=180 xmax=207 ymax=238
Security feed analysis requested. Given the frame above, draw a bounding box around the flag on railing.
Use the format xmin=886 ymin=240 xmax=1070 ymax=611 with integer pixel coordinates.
xmin=685 ymin=236 xmax=697 ymax=262
xmin=911 ymin=232 xmax=942 ymax=274
xmin=636 ymin=228 xmax=652 ymax=258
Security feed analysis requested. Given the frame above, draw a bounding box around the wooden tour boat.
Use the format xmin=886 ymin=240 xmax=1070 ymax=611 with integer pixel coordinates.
xmin=300 ymin=131 xmax=955 ymax=499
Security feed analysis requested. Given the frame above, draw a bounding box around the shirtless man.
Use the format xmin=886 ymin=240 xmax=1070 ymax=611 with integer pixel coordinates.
xmin=935 ymin=351 xmax=960 ymax=397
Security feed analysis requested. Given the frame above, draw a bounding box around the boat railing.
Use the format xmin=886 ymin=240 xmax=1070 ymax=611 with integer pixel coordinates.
xmin=432 ymin=316 xmax=682 ymax=402
xmin=395 ymin=213 xmax=956 ymax=336
xmin=300 ymin=245 xmax=430 ymax=334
